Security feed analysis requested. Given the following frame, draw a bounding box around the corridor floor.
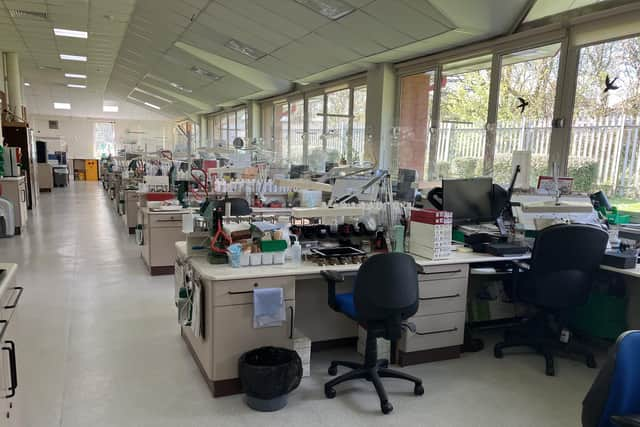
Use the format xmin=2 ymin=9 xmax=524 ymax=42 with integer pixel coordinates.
xmin=1 ymin=182 xmax=597 ymax=427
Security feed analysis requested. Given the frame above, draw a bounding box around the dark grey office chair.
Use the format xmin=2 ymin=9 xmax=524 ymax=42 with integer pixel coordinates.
xmin=494 ymin=223 xmax=608 ymax=376
xmin=321 ymin=253 xmax=424 ymax=415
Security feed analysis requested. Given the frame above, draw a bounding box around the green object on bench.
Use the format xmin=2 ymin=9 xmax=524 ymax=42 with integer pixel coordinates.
xmin=260 ymin=240 xmax=288 ymax=252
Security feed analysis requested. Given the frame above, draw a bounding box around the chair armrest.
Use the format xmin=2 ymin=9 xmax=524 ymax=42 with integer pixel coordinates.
xmin=612 ymin=415 xmax=640 ymax=427
xmin=508 ymin=261 xmax=530 ymax=303
xmin=321 ymin=270 xmax=345 ymax=312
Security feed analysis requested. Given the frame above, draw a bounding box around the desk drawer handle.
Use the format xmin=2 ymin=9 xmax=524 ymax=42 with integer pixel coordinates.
xmin=3 ymin=341 xmax=16 ymax=399
xmin=420 ymin=293 xmax=460 ymax=301
xmin=0 ymin=321 xmax=7 ymax=342
xmin=427 ymin=269 xmax=462 ymax=275
xmin=289 ymin=306 xmax=294 ymax=339
xmin=156 ymin=219 xmax=181 ymax=223
xmin=4 ymin=287 xmax=23 ymax=310
xmin=227 ymin=290 xmax=254 ymax=295
xmin=415 ymin=327 xmax=458 ymax=336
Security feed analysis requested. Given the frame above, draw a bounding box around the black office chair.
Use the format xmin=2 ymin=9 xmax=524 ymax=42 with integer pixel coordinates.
xmin=321 ymin=253 xmax=424 ymax=415
xmin=494 ymin=223 xmax=608 ymax=376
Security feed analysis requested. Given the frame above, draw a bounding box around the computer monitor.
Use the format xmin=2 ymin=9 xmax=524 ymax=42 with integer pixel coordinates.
xmin=442 ymin=177 xmax=494 ymax=225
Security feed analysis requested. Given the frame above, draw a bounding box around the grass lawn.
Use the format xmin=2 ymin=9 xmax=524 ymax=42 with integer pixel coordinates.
xmin=610 ymin=197 xmax=640 ymax=213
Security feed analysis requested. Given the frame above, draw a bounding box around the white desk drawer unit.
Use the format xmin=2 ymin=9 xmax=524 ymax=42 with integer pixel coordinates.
xmin=181 ymin=275 xmax=297 ymax=397
xmin=399 ymin=264 xmax=469 ymax=366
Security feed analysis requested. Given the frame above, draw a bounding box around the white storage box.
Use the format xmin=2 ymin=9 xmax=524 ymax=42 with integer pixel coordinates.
xmin=291 ymin=330 xmax=311 ymax=377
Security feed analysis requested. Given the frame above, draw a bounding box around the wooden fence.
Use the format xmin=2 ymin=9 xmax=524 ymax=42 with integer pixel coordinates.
xmin=437 ymin=115 xmax=640 ymax=194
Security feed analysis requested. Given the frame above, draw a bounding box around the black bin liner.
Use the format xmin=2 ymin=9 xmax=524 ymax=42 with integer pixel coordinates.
xmin=239 ymin=346 xmax=302 ymax=400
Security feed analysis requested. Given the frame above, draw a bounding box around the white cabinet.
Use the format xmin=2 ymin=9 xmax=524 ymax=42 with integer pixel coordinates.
xmin=36 ymin=164 xmax=53 ymax=192
xmin=140 ymin=209 xmax=185 ymax=275
xmin=0 ymin=178 xmax=28 ymax=234
xmin=398 ymin=264 xmax=469 ymax=366
xmin=181 ymin=276 xmax=296 ymax=397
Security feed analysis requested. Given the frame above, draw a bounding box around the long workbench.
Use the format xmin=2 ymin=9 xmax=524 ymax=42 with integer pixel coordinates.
xmin=174 ymin=242 xmax=530 ymax=397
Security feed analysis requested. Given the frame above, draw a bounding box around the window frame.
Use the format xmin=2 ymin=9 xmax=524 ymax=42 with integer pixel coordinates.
xmin=261 ymin=78 xmax=367 ymax=165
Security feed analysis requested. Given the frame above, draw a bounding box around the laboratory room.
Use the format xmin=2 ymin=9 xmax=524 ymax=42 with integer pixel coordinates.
xmin=2 ymin=1 xmax=640 ymax=426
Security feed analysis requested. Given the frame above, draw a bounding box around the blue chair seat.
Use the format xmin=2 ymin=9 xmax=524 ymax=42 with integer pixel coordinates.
xmin=335 ymin=293 xmax=356 ymax=319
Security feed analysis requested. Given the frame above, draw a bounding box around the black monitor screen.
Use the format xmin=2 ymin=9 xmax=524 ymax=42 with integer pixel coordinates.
xmin=442 ymin=178 xmax=494 ymax=225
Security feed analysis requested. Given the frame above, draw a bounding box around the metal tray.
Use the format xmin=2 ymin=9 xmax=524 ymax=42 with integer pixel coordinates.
xmin=310 ymin=247 xmax=366 ymax=258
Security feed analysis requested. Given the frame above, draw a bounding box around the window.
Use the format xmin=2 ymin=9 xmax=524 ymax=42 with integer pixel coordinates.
xmin=289 ymin=100 xmax=304 ymax=164
xmin=398 ymin=71 xmax=436 ymax=181
xmin=438 ymin=55 xmax=493 ymax=179
xmin=307 ymin=95 xmax=324 ymax=157
xmin=352 ymin=86 xmax=367 ymax=163
xmin=493 ymin=44 xmax=560 ymax=186
xmin=94 ymin=122 xmax=116 ymax=158
xmin=207 ymin=108 xmax=248 ymax=147
xmin=274 ymin=102 xmax=289 ymax=161
xmin=325 ymin=89 xmax=350 ymax=163
xmin=570 ymin=35 xmax=640 ymax=198
xmin=265 ymin=83 xmax=367 ymax=167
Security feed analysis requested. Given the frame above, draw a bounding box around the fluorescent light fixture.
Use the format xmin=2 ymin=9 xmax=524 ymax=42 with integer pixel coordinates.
xmin=60 ymin=54 xmax=87 ymax=62
xmin=65 ymin=73 xmax=86 ymax=79
xmin=145 ymin=73 xmax=193 ymax=93
xmin=190 ymin=66 xmax=222 ymax=81
xmin=225 ymin=39 xmax=265 ymax=60
xmin=103 ymin=105 xmax=119 ymax=113
xmin=294 ymin=0 xmax=354 ymax=20
xmin=169 ymin=82 xmax=192 ymax=93
xmin=53 ymin=102 xmax=71 ymax=110
xmin=23 ymin=82 xmax=30 ymax=86
xmin=54 ymin=28 xmax=88 ymax=39
xmin=66 ymin=84 xmax=86 ymax=89
xmin=143 ymin=102 xmax=160 ymax=110
xmin=132 ymin=87 xmax=172 ymax=103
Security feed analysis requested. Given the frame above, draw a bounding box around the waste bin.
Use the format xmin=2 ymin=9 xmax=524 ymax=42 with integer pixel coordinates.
xmin=239 ymin=346 xmax=302 ymax=412
xmin=53 ymin=168 xmax=68 ymax=187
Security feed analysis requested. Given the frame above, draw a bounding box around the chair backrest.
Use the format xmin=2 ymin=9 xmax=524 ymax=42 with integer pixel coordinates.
xmin=582 ymin=331 xmax=640 ymax=427
xmin=525 ymin=223 xmax=608 ymax=308
xmin=353 ymin=253 xmax=419 ymax=324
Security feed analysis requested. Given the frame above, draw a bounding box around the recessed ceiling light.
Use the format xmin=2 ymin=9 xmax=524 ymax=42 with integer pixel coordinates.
xmin=53 ymin=102 xmax=71 ymax=110
xmin=60 ymin=54 xmax=87 ymax=62
xmin=65 ymin=73 xmax=87 ymax=79
xmin=225 ymin=39 xmax=265 ymax=60
xmin=143 ymin=102 xmax=160 ymax=110
xmin=103 ymin=105 xmax=119 ymax=113
xmin=294 ymin=0 xmax=354 ymax=20
xmin=190 ymin=66 xmax=222 ymax=81
xmin=145 ymin=73 xmax=193 ymax=93
xmin=54 ymin=28 xmax=88 ymax=39
xmin=23 ymin=82 xmax=30 ymax=86
xmin=66 ymin=84 xmax=86 ymax=89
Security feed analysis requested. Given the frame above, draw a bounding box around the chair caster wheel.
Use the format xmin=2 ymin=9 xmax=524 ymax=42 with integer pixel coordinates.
xmin=586 ymin=355 xmax=597 ymax=369
xmin=494 ymin=345 xmax=504 ymax=359
xmin=545 ymin=366 xmax=555 ymax=376
xmin=414 ymin=384 xmax=424 ymax=396
xmin=381 ymin=401 xmax=393 ymax=414
xmin=325 ymin=386 xmax=336 ymax=399
xmin=328 ymin=365 xmax=338 ymax=376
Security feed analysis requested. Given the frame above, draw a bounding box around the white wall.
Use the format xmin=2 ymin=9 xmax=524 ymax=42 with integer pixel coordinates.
xmin=29 ymin=115 xmax=177 ymax=159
